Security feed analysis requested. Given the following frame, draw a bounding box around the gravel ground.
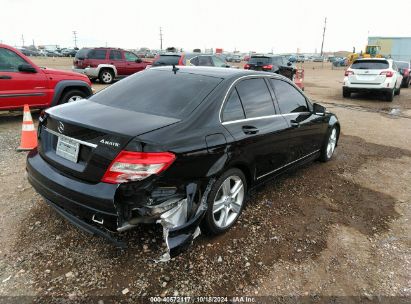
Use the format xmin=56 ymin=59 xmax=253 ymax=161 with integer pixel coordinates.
xmin=0 ymin=59 xmax=410 ymax=303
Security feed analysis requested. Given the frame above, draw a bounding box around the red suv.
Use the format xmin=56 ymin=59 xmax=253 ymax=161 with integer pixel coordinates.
xmin=73 ymin=48 xmax=150 ymax=84
xmin=0 ymin=44 xmax=92 ymax=110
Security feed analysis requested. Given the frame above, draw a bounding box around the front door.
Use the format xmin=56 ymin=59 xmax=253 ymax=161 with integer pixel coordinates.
xmin=124 ymin=51 xmax=146 ymax=75
xmin=0 ymin=47 xmax=49 ymax=110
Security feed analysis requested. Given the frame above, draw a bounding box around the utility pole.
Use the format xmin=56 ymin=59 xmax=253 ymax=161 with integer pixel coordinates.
xmin=159 ymin=27 xmax=163 ymax=51
xmin=320 ymin=17 xmax=327 ymax=57
xmin=73 ymin=31 xmax=78 ymax=48
xmin=21 ymin=34 xmax=25 ymax=47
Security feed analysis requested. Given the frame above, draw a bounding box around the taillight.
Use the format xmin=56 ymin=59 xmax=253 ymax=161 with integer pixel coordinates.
xmin=244 ymin=64 xmax=250 ymax=69
xmin=344 ymin=70 xmax=354 ymax=76
xmin=404 ymin=69 xmax=410 ymax=76
xmin=101 ymin=151 xmax=176 ymax=184
xmin=178 ymin=55 xmax=184 ymax=65
xmin=263 ymin=65 xmax=273 ymax=70
xmin=380 ymin=71 xmax=393 ymax=77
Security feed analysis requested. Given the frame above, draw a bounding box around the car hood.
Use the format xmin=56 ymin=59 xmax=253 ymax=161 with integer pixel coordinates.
xmin=42 ymin=67 xmax=89 ymax=79
xmin=46 ymin=99 xmax=180 ymax=137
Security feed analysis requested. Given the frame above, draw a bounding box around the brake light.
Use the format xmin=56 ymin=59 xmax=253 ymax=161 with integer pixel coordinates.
xmin=102 ymin=151 xmax=176 ymax=184
xmin=244 ymin=64 xmax=250 ymax=69
xmin=404 ymin=68 xmax=410 ymax=76
xmin=263 ymin=65 xmax=273 ymax=70
xmin=178 ymin=54 xmax=184 ymax=65
xmin=380 ymin=71 xmax=393 ymax=77
xmin=344 ymin=70 xmax=354 ymax=76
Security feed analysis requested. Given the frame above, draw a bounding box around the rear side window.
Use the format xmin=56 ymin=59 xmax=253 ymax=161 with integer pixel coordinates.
xmin=222 ymin=89 xmax=245 ymax=122
xmin=109 ymin=50 xmax=122 ymax=60
xmin=0 ymin=48 xmax=28 ymax=72
xmin=351 ymin=60 xmax=389 ymax=70
xmin=75 ymin=48 xmax=89 ymax=59
xmin=198 ymin=56 xmax=213 ymax=66
xmin=188 ymin=56 xmax=199 ymax=66
xmin=271 ymin=79 xmax=308 ymax=114
xmin=236 ymin=78 xmax=275 ymax=118
xmin=90 ymin=70 xmax=222 ymax=119
xmin=87 ymin=49 xmax=107 ymax=60
xmin=152 ymin=55 xmax=180 ymax=66
xmin=395 ymin=61 xmax=409 ymax=69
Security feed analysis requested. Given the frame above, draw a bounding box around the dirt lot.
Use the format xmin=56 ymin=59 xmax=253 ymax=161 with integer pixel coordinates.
xmin=0 ymin=58 xmax=410 ymax=302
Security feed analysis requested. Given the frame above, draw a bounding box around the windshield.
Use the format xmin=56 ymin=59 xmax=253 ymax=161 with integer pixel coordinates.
xmin=249 ymin=57 xmax=271 ymax=65
xmin=152 ymin=55 xmax=181 ymax=66
xmin=351 ymin=60 xmax=389 ymax=70
xmin=395 ymin=61 xmax=409 ymax=69
xmin=90 ymin=70 xmax=222 ymax=119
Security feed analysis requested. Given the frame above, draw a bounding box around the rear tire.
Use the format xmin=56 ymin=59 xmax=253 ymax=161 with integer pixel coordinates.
xmin=395 ymin=86 xmax=401 ymax=96
xmin=99 ymin=69 xmax=114 ymax=84
xmin=59 ymin=89 xmax=87 ymax=105
xmin=385 ymin=89 xmax=394 ymax=102
xmin=342 ymin=88 xmax=351 ymax=98
xmin=201 ymin=168 xmax=247 ymax=235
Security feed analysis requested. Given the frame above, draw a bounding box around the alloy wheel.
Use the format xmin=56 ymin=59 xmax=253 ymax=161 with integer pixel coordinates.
xmin=67 ymin=95 xmax=83 ymax=103
xmin=327 ymin=128 xmax=337 ymax=159
xmin=212 ymin=175 xmax=244 ymax=228
xmin=102 ymin=71 xmax=113 ymax=83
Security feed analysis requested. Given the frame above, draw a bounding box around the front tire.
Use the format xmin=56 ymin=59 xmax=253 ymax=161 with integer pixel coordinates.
xmin=59 ymin=89 xmax=88 ymax=104
xmin=319 ymin=126 xmax=338 ymax=162
xmin=201 ymin=168 xmax=247 ymax=235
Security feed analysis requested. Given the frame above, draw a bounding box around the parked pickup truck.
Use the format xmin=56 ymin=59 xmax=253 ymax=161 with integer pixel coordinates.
xmin=72 ymin=47 xmax=150 ymax=84
xmin=0 ymin=44 xmax=92 ymax=111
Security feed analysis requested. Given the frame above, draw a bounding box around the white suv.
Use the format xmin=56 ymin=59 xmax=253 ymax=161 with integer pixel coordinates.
xmin=343 ymin=58 xmax=403 ymax=102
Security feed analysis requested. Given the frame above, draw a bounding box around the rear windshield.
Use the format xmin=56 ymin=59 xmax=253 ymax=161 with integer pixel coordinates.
xmin=395 ymin=61 xmax=409 ymax=69
xmin=152 ymin=55 xmax=181 ymax=66
xmin=90 ymin=70 xmax=222 ymax=119
xmin=75 ymin=48 xmax=89 ymax=60
xmin=351 ymin=60 xmax=389 ymax=70
xmin=249 ymin=57 xmax=271 ymax=65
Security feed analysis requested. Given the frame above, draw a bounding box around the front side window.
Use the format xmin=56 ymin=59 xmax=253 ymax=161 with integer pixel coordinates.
xmin=88 ymin=49 xmax=107 ymax=60
xmin=222 ymin=89 xmax=245 ymax=122
xmin=109 ymin=50 xmax=122 ymax=60
xmin=271 ymin=79 xmax=308 ymax=114
xmin=124 ymin=51 xmax=138 ymax=62
xmin=212 ymin=56 xmax=227 ymax=67
xmin=0 ymin=48 xmax=28 ymax=72
xmin=235 ymin=78 xmax=275 ymax=118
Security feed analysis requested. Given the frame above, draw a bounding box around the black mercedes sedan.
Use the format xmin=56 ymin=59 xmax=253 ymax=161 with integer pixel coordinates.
xmin=27 ymin=66 xmax=340 ymax=259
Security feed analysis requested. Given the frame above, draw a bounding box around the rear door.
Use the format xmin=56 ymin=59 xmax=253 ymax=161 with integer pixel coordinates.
xmin=124 ymin=51 xmax=146 ymax=75
xmin=109 ymin=50 xmax=127 ymax=76
xmin=221 ymin=77 xmax=290 ymax=179
xmin=269 ymin=78 xmax=325 ymax=163
xmin=349 ymin=59 xmax=389 ymax=85
xmin=0 ymin=47 xmax=49 ymax=110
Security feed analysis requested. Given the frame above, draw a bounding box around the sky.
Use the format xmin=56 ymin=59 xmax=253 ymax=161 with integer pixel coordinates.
xmin=1 ymin=0 xmax=410 ymax=54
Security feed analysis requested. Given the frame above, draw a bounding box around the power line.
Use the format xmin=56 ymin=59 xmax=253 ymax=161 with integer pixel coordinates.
xmin=73 ymin=31 xmax=78 ymax=48
xmin=159 ymin=27 xmax=163 ymax=51
xmin=320 ymin=17 xmax=327 ymax=57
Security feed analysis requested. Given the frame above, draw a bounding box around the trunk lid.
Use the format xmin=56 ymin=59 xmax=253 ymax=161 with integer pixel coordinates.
xmin=39 ymin=100 xmax=180 ymax=183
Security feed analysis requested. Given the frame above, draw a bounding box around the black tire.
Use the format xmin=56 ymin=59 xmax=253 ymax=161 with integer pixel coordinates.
xmin=99 ymin=69 xmax=114 ymax=84
xmin=395 ymin=86 xmax=400 ymax=96
xmin=59 ymin=89 xmax=88 ymax=105
xmin=319 ymin=125 xmax=339 ymax=162
xmin=201 ymin=168 xmax=247 ymax=235
xmin=385 ymin=89 xmax=394 ymax=102
xmin=342 ymin=88 xmax=351 ymax=98
xmin=406 ymin=78 xmax=410 ymax=88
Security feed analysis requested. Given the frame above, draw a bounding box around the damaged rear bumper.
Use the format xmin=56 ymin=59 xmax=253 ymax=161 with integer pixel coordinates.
xmin=26 ymin=149 xmax=210 ymax=259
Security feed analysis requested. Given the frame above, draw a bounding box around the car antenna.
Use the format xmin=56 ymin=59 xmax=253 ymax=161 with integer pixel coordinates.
xmin=172 ymin=64 xmax=179 ymax=74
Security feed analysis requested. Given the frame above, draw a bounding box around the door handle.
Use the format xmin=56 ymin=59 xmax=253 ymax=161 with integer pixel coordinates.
xmin=290 ymin=120 xmax=300 ymax=128
xmin=0 ymin=75 xmax=12 ymax=79
xmin=242 ymin=125 xmax=259 ymax=135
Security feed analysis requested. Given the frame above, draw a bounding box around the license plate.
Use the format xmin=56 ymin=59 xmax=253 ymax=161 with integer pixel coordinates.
xmin=56 ymin=136 xmax=80 ymax=163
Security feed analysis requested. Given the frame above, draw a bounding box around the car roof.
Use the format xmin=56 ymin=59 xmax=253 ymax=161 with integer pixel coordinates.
xmin=150 ymin=66 xmax=273 ymax=79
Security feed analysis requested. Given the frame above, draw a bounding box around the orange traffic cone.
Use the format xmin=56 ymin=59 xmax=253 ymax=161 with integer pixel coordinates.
xmin=17 ymin=104 xmax=38 ymax=151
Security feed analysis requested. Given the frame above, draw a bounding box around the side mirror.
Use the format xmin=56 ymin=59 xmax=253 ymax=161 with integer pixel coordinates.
xmin=135 ymin=58 xmax=142 ymax=63
xmin=313 ymin=103 xmax=326 ymax=115
xmin=18 ymin=64 xmax=37 ymax=73
xmin=287 ymin=62 xmax=292 ymax=66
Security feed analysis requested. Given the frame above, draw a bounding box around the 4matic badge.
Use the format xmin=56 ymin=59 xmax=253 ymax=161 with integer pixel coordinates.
xmin=100 ymin=139 xmax=120 ymax=147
